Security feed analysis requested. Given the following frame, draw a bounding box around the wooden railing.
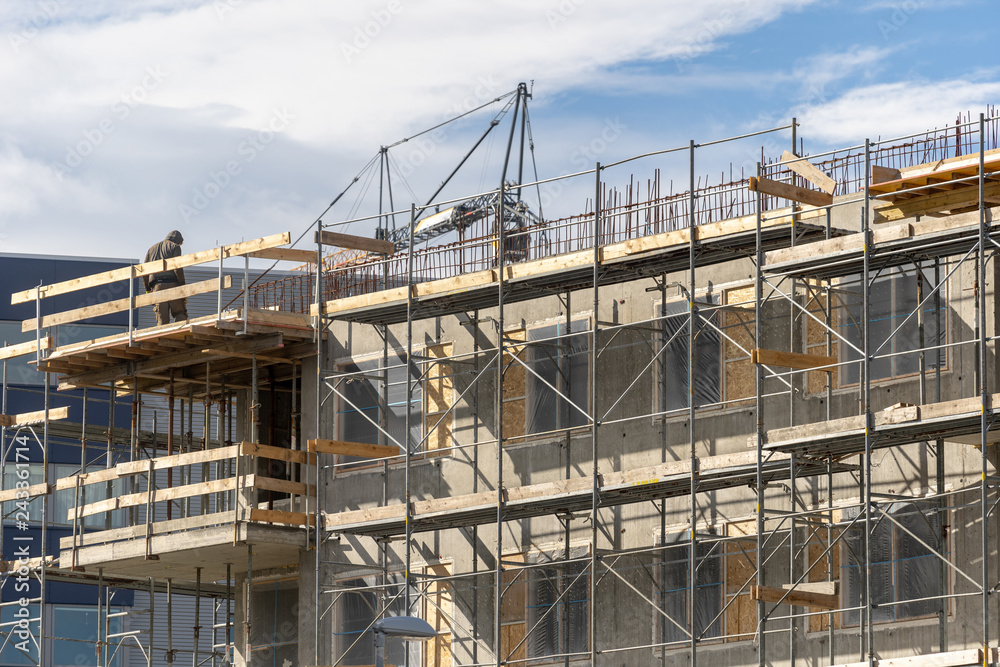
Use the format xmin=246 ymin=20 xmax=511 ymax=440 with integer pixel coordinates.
xmin=58 ymin=442 xmax=315 ymax=554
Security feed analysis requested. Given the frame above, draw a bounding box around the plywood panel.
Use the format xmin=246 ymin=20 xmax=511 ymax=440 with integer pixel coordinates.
xmin=500 ymin=623 xmax=526 ymax=664
xmin=808 ymin=529 xmax=841 ymax=632
xmin=726 ymin=520 xmax=757 ymax=641
xmin=500 ymin=554 xmax=526 ymax=622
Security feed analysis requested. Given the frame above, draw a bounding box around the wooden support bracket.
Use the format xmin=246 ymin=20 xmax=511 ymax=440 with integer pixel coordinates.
xmin=751 ymin=584 xmax=839 ymax=610
xmin=751 ymin=348 xmax=837 ymax=370
xmin=749 ymin=176 xmax=834 ymax=208
xmin=307 ymin=438 xmax=401 ymax=459
xmin=315 ymin=230 xmax=395 ymax=255
xmin=781 ymin=150 xmax=837 ymax=194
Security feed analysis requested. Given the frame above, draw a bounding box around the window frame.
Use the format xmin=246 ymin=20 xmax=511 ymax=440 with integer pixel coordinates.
xmin=651 ymin=531 xmax=724 ymax=652
xmin=653 ymin=295 xmax=723 ymax=419
xmin=523 ymin=546 xmax=591 ymax=664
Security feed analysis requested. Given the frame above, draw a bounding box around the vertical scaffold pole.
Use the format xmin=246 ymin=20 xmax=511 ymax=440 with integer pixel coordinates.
xmin=754 ymin=161 xmax=766 ymax=667
xmin=688 ymin=139 xmax=699 ymax=667
xmin=404 ymin=202 xmax=416 ymax=629
xmin=193 ymin=567 xmax=202 ymax=667
xmin=494 ymin=181 xmax=507 ymax=667
xmin=590 ymin=162 xmax=601 ymax=665
xmin=313 ymin=217 xmax=322 ymax=666
xmin=862 ymin=138 xmax=875 ymax=667
xmin=978 ymin=112 xmax=991 ymax=667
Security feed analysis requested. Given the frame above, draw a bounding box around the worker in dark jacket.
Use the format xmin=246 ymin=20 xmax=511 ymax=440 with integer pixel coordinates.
xmin=143 ymin=230 xmax=188 ymax=325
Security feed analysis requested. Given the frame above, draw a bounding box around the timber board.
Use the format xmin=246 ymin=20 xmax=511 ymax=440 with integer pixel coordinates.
xmin=318 ymin=214 xmax=841 ymax=326
xmin=323 ymin=451 xmax=851 ymax=537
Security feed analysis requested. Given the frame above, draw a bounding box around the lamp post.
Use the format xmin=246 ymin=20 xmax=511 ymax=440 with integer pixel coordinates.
xmin=373 ymin=616 xmax=437 ymax=667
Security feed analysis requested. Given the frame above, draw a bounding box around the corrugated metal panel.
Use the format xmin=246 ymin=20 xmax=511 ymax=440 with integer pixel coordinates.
xmin=131 ymin=591 xmax=225 ymax=667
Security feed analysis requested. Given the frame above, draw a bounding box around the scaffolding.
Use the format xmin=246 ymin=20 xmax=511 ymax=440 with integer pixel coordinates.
xmin=2 ymin=109 xmax=1000 ymax=667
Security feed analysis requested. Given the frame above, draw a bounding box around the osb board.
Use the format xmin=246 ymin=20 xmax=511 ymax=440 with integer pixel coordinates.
xmin=501 ymin=330 xmax=526 ymax=402
xmin=725 ymin=358 xmax=755 ymax=403
xmin=425 ymin=343 xmax=454 ymax=414
xmin=806 ymin=346 xmax=837 ymax=395
xmin=501 ymin=553 xmax=526 ymax=622
xmin=808 ymin=530 xmax=841 ymax=632
xmin=723 ymin=286 xmax=756 ymax=360
xmin=726 ymin=520 xmax=757 ymax=641
xmin=424 ymin=414 xmax=453 ymax=453
xmin=502 ymin=398 xmax=526 ymax=441
xmin=500 ymin=623 xmax=526 ymax=664
xmin=425 ymin=563 xmax=453 ymax=667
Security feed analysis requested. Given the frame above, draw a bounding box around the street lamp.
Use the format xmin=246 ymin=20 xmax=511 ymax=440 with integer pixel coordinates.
xmin=373 ymin=616 xmax=437 ymax=667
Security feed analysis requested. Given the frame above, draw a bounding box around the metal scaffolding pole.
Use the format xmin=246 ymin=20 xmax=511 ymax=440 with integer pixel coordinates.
xmin=589 ymin=162 xmax=601 ymax=665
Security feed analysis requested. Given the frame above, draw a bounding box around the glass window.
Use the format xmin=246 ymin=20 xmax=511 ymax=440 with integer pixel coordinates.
xmin=654 ymin=538 xmax=722 ymax=647
xmin=333 ymin=574 xmax=418 ymax=666
xmin=336 ymin=353 xmax=422 ymax=455
xmin=52 ymin=606 xmax=122 ymax=667
xmin=2 ymin=463 xmax=43 ymax=523
xmin=525 ymin=320 xmax=589 ymax=435
xmin=840 ymin=265 xmax=945 ymax=385
xmin=250 ymin=580 xmax=298 ymax=667
xmin=525 ymin=550 xmax=590 ymax=661
xmin=52 ymin=464 xmax=126 ymax=529
xmin=0 ymin=321 xmax=45 ymax=386
xmin=657 ymin=299 xmax=721 ymax=413
xmin=842 ymin=501 xmax=944 ymax=625
xmin=0 ymin=604 xmax=39 ymax=666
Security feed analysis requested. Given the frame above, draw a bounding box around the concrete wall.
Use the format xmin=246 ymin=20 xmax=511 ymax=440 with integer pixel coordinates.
xmin=279 ymin=202 xmax=1000 ymax=666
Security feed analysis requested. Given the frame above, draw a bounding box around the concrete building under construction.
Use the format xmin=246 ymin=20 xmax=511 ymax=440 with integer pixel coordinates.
xmin=4 ymin=101 xmax=1000 ymax=667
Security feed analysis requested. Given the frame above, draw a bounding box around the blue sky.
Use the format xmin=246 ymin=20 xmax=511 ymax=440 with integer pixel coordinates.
xmin=0 ymin=0 xmax=996 ymax=259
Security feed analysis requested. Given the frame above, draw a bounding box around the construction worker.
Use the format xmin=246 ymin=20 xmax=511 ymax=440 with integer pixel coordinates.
xmin=143 ymin=230 xmax=188 ymax=325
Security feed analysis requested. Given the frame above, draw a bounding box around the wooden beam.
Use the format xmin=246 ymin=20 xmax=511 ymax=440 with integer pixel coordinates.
xmin=248 ymin=248 xmax=318 ymax=263
xmin=871 ymin=165 xmax=902 ymax=184
xmin=22 ymin=276 xmax=233 ymax=333
xmin=874 ymin=180 xmax=1000 ymax=223
xmin=307 ymin=438 xmax=401 ymax=459
xmin=782 ymin=582 xmax=836 ymax=595
xmin=751 ymin=348 xmax=837 ymax=370
xmin=315 ymin=230 xmax=395 ymax=256
xmin=0 ymin=337 xmax=52 ymax=361
xmin=11 ymin=232 xmax=290 ymax=305
xmin=748 ymin=176 xmax=834 ymax=208
xmin=240 ymin=441 xmax=315 ymax=465
xmin=59 ymin=333 xmax=284 ymax=387
xmin=0 ymin=405 xmax=70 ymax=427
xmin=750 ymin=584 xmax=839 ymax=610
xmin=248 ymin=508 xmax=315 ymax=526
xmin=115 ymin=445 xmax=241 ymax=477
xmin=0 ymin=482 xmax=50 ymax=503
xmin=781 ymin=151 xmax=837 ymax=194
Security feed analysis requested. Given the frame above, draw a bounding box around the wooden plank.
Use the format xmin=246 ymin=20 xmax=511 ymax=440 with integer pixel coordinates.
xmin=54 ymin=467 xmax=121 ymax=491
xmin=751 ymin=348 xmax=837 ymax=370
xmin=781 ymin=151 xmax=837 ymax=194
xmin=831 ymin=649 xmax=984 ymax=667
xmin=782 ymin=582 xmax=836 ymax=595
xmin=307 ymin=438 xmax=401 ymax=458
xmin=750 ymin=584 xmax=839 ymax=610
xmin=315 ymin=230 xmax=395 ymax=255
xmin=69 ymin=476 xmax=244 ymax=520
xmin=240 ymin=442 xmax=315 ymax=465
xmin=22 ymin=276 xmax=233 ymax=333
xmin=874 ymin=180 xmax=1000 ymax=223
xmin=11 ymin=233 xmax=290 ymax=305
xmin=59 ymin=511 xmax=238 ymax=549
xmin=749 ymin=176 xmax=834 ymax=208
xmin=0 ymin=337 xmax=52 ymax=361
xmin=3 ymin=406 xmax=70 ymax=427
xmin=872 ymin=165 xmax=902 ymax=184
xmin=0 ymin=482 xmax=50 ymax=503
xmin=248 ymin=248 xmax=317 ymax=263
xmin=248 ymin=508 xmax=315 ymax=526
xmin=252 ymin=476 xmax=311 ymax=496
xmin=115 ymin=445 xmax=241 ymax=477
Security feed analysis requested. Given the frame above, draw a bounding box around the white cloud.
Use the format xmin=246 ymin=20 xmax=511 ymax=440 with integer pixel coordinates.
xmin=795 ymin=77 xmax=1000 ymax=145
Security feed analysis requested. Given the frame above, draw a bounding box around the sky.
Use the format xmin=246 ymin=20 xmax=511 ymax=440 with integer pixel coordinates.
xmin=0 ymin=0 xmax=997 ymax=261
